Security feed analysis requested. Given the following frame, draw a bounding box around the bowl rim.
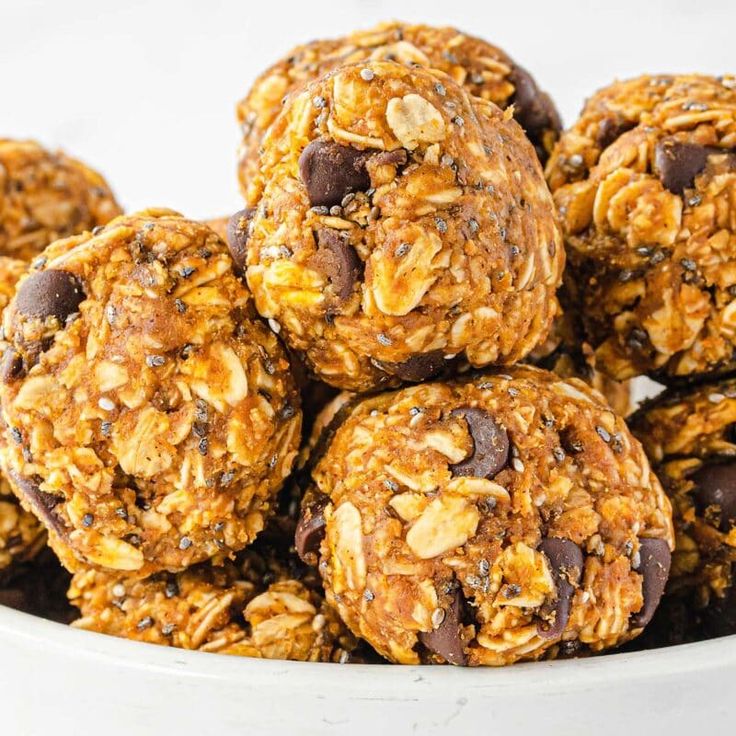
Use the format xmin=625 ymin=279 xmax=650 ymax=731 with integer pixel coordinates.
xmin=3 ymin=603 xmax=736 ymax=693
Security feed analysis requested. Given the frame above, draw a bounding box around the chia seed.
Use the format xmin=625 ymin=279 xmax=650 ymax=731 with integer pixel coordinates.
xmin=179 ymin=537 xmax=192 ymax=550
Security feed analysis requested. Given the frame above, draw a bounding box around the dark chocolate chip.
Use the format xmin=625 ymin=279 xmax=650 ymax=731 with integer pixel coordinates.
xmin=537 ymin=537 xmax=584 ymax=639
xmin=226 ymin=208 xmax=255 ymax=273
xmin=298 ymin=140 xmax=373 ymax=207
xmin=691 ymin=461 xmax=736 ymax=532
xmin=508 ymin=65 xmax=562 ymax=163
xmin=631 ymin=538 xmax=671 ymax=628
xmin=8 ymin=471 xmax=67 ymax=537
xmin=295 ymin=492 xmax=329 ymax=564
xmin=596 ymin=117 xmax=636 ymax=150
xmin=449 ymin=407 xmax=510 ymax=479
xmin=418 ymin=587 xmax=467 ymax=665
xmin=0 ymin=348 xmax=25 ymax=383
xmin=15 ymin=270 xmax=85 ymax=322
xmin=654 ymin=139 xmax=716 ymax=194
xmin=375 ymin=350 xmax=446 ymax=383
xmin=309 ymin=228 xmax=362 ymax=300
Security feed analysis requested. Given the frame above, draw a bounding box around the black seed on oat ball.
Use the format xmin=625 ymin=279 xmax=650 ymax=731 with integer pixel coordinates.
xmin=631 ymin=538 xmax=671 ymax=628
xmin=449 ymin=406 xmax=510 ymax=479
xmin=418 ymin=587 xmax=467 ymax=666
xmin=537 ymin=538 xmax=584 ymax=639
xmin=15 ymin=270 xmax=85 ymax=322
xmin=226 ymin=208 xmax=255 ymax=272
xmin=298 ymin=140 xmax=373 ymax=207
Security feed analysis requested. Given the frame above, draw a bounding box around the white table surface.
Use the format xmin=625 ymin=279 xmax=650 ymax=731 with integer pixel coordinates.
xmin=3 ymin=0 xmax=734 ymax=220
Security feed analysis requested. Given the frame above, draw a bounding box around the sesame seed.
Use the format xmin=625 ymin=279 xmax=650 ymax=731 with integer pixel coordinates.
xmin=146 ymin=355 xmax=166 ymax=368
xmin=360 ymin=68 xmax=375 ymax=81
xmin=512 ymin=458 xmax=524 ymax=473
xmin=179 ymin=266 xmax=195 ymax=279
xmin=553 ymin=447 xmax=565 ymax=463
xmin=268 ymin=318 xmax=281 ymax=334
xmin=377 ymin=332 xmax=392 ymax=346
xmin=478 ymin=559 xmax=490 ymax=576
xmin=312 ymin=96 xmax=326 ymax=108
xmin=441 ymin=154 xmax=454 ymax=167
xmin=431 ymin=607 xmax=446 ymax=628
xmin=105 ymin=304 xmax=117 ymax=325
xmin=220 ymin=471 xmax=234 ymax=486
xmin=98 ymin=397 xmax=116 ymax=412
xmin=32 ymin=256 xmax=47 ymax=269
xmin=395 ymin=242 xmax=411 ymax=257
xmin=468 ymin=219 xmax=479 ymax=234
xmin=136 ymin=616 xmax=154 ymax=631
xmin=363 ymin=589 xmax=375 ymax=601
xmin=709 ymin=393 xmax=726 ymax=404
xmin=568 ymin=154 xmax=584 ymax=167
xmin=687 ymin=194 xmax=702 ymax=207
xmin=434 ymin=83 xmax=446 ymax=96
xmin=112 ymin=584 xmax=126 ymax=598
xmin=81 ymin=513 xmax=94 ymax=528
xmin=409 ymin=406 xmax=422 ymax=416
xmin=596 ymin=426 xmax=611 ymax=443
xmin=179 ymin=537 xmax=192 ymax=550
xmin=384 ymin=478 xmax=399 ymax=492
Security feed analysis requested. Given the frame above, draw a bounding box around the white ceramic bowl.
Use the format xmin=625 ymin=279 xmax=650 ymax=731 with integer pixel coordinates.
xmin=0 ymin=603 xmax=733 ymax=736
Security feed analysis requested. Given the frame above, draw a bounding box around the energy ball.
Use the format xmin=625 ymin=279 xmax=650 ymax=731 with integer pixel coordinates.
xmin=236 ymin=21 xmax=561 ymax=195
xmin=69 ymin=543 xmax=358 ymax=662
xmin=297 ymin=365 xmax=673 ymax=665
xmin=546 ymin=74 xmax=736 ymax=382
xmin=0 ymin=209 xmax=301 ymax=577
xmin=0 ymin=139 xmax=121 ymax=261
xmin=629 ymin=376 xmax=736 ymax=639
xmin=0 ymin=256 xmax=46 ymax=576
xmin=241 ymin=60 xmax=563 ymax=392
xmin=203 ymin=216 xmax=229 ymax=241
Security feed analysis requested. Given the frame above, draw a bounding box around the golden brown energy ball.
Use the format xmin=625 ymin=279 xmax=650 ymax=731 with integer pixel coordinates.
xmin=547 ymin=74 xmax=736 ymax=382
xmin=239 ymin=60 xmax=563 ymax=392
xmin=629 ymin=376 xmax=736 ymax=639
xmin=69 ymin=543 xmax=358 ymax=662
xmin=0 ymin=139 xmax=121 ymax=261
xmin=297 ymin=365 xmax=673 ymax=665
xmin=0 ymin=209 xmax=301 ymax=577
xmin=236 ymin=21 xmax=561 ymax=195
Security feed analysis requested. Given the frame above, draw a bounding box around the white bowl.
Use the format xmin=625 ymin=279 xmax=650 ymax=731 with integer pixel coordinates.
xmin=0 ymin=603 xmax=733 ymax=736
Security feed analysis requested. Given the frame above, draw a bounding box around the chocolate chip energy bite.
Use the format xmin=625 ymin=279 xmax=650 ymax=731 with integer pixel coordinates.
xmin=69 ymin=544 xmax=358 ymax=662
xmin=236 ymin=21 xmax=561 ymax=195
xmin=546 ymin=74 xmax=736 ymax=382
xmin=0 ymin=139 xmax=121 ymax=261
xmin=298 ymin=365 xmax=673 ymax=665
xmin=0 ymin=209 xmax=301 ymax=577
xmin=241 ymin=60 xmax=563 ymax=392
xmin=629 ymin=376 xmax=736 ymax=638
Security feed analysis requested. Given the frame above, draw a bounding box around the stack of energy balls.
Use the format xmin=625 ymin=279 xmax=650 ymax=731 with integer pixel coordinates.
xmin=10 ymin=20 xmax=736 ymax=667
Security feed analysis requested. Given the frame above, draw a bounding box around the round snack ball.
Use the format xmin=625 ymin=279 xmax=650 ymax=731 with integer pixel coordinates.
xmin=243 ymin=60 xmax=564 ymax=392
xmin=69 ymin=543 xmax=359 ymax=662
xmin=298 ymin=365 xmax=673 ymax=665
xmin=236 ymin=21 xmax=561 ymax=196
xmin=0 ymin=139 xmax=121 ymax=262
xmin=0 ymin=209 xmax=302 ymax=577
xmin=203 ymin=216 xmax=229 ymax=242
xmin=629 ymin=376 xmax=736 ymax=639
xmin=0 ymin=256 xmax=47 ymax=576
xmin=546 ymin=74 xmax=736 ymax=382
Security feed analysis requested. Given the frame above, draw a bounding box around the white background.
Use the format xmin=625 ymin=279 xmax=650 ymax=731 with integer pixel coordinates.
xmin=3 ymin=0 xmax=734 ymax=218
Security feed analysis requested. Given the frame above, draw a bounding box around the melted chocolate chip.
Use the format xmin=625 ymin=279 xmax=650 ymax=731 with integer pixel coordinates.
xmin=8 ymin=471 xmax=67 ymax=537
xmin=295 ymin=492 xmax=329 ymax=564
xmin=691 ymin=461 xmax=736 ymax=532
xmin=375 ymin=350 xmax=446 ymax=383
xmin=508 ymin=65 xmax=562 ymax=163
xmin=654 ymin=140 xmax=716 ymax=194
xmin=226 ymin=208 xmax=255 ymax=273
xmin=537 ymin=537 xmax=584 ymax=639
xmin=418 ymin=587 xmax=467 ymax=665
xmin=309 ymin=228 xmax=362 ymax=300
xmin=15 ymin=270 xmax=85 ymax=323
xmin=596 ymin=117 xmax=636 ymax=149
xmin=0 ymin=348 xmax=25 ymax=383
xmin=299 ymin=140 xmax=374 ymax=207
xmin=450 ymin=407 xmax=510 ymax=479
xmin=631 ymin=538 xmax=671 ymax=628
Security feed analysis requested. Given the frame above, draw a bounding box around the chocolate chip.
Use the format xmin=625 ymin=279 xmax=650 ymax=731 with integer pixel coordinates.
xmin=691 ymin=461 xmax=736 ymax=532
xmin=375 ymin=350 xmax=446 ymax=383
xmin=508 ymin=65 xmax=562 ymax=163
xmin=295 ymin=492 xmax=329 ymax=564
xmin=418 ymin=587 xmax=467 ymax=665
xmin=654 ymin=139 xmax=717 ymax=194
xmin=596 ymin=117 xmax=636 ymax=149
xmin=309 ymin=228 xmax=362 ymax=300
xmin=226 ymin=208 xmax=255 ymax=273
xmin=298 ymin=140 xmax=373 ymax=207
xmin=8 ymin=470 xmax=67 ymax=537
xmin=537 ymin=538 xmax=584 ymax=639
xmin=631 ymin=538 xmax=671 ymax=628
xmin=15 ymin=270 xmax=85 ymax=322
xmin=450 ymin=407 xmax=510 ymax=479
xmin=0 ymin=348 xmax=24 ymax=383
